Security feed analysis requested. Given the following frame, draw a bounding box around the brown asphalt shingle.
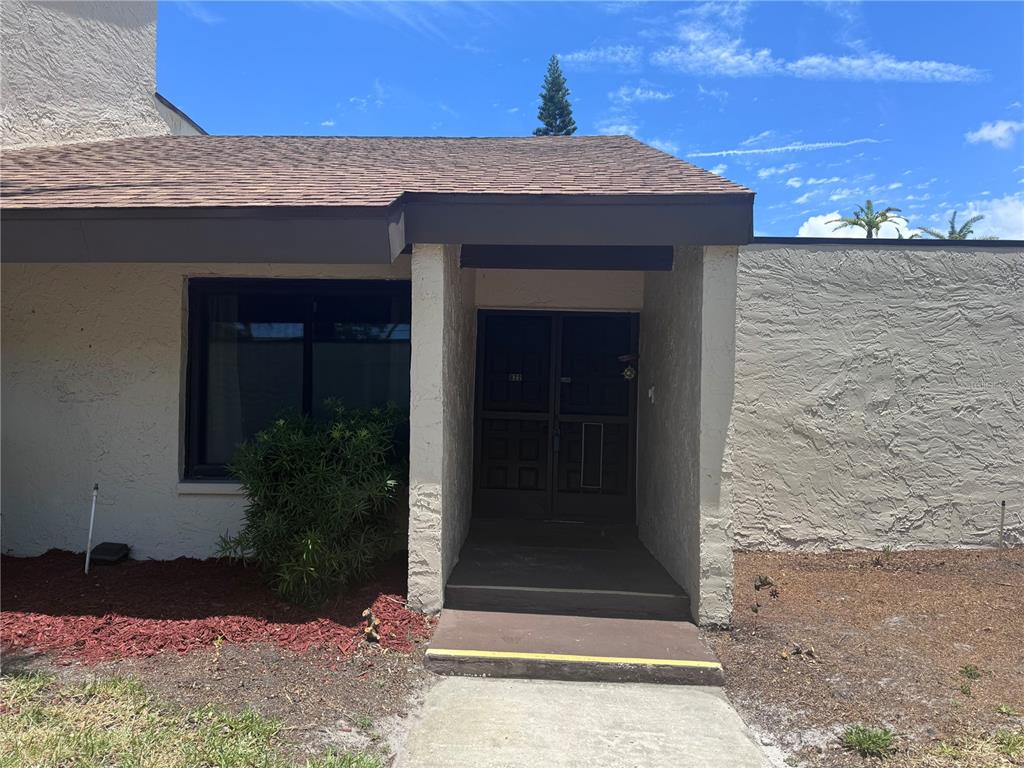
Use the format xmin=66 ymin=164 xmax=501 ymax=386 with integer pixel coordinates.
xmin=1 ymin=135 xmax=752 ymax=209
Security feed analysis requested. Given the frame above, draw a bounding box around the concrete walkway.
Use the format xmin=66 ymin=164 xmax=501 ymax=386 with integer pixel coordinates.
xmin=395 ymin=677 xmax=769 ymax=768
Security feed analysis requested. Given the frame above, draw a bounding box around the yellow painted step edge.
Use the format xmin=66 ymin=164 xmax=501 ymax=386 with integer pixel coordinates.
xmin=426 ymin=647 xmax=722 ymax=669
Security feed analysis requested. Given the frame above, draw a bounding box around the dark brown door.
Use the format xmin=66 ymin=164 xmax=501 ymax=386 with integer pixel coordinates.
xmin=473 ymin=311 xmax=637 ymax=523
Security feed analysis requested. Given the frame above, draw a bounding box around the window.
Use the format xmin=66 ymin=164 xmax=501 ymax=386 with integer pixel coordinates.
xmin=185 ymin=279 xmax=411 ymax=478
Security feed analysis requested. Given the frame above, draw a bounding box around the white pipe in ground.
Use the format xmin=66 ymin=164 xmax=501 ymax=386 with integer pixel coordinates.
xmin=84 ymin=483 xmax=98 ymax=575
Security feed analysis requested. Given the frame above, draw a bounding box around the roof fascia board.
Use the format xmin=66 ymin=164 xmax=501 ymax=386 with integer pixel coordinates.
xmin=404 ymin=197 xmax=753 ymax=246
xmin=0 ymin=215 xmax=399 ymax=264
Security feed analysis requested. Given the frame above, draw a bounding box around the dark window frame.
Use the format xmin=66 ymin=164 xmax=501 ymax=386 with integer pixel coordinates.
xmin=184 ymin=278 xmax=411 ymax=480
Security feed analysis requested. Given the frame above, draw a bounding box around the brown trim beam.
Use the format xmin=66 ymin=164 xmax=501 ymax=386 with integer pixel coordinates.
xmin=460 ymin=244 xmax=673 ymax=271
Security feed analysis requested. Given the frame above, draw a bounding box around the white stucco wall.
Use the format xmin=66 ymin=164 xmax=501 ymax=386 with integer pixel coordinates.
xmin=637 ymin=246 xmax=738 ymax=625
xmin=1 ymin=258 xmax=411 ymax=559
xmin=407 ymin=245 xmax=476 ymax=613
xmin=0 ymin=0 xmax=174 ymax=148
xmin=636 ymin=247 xmax=703 ymax=617
xmin=475 ymin=268 xmax=644 ymax=310
xmin=731 ymin=243 xmax=1024 ymax=550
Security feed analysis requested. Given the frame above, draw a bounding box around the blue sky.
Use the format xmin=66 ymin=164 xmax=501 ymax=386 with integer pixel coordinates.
xmin=158 ymin=1 xmax=1024 ymax=237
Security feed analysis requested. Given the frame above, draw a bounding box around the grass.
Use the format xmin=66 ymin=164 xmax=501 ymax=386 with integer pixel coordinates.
xmin=924 ymin=729 xmax=1024 ymax=767
xmin=994 ymin=729 xmax=1024 ymax=758
xmin=958 ymin=664 xmax=982 ymax=681
xmin=0 ymin=673 xmax=383 ymax=768
xmin=842 ymin=724 xmax=896 ymax=758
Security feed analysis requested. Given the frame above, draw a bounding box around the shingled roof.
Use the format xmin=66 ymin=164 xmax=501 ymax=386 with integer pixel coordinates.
xmin=1 ymin=135 xmax=751 ymax=209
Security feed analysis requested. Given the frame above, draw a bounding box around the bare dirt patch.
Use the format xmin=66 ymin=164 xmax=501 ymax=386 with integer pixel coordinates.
xmin=707 ymin=549 xmax=1024 ymax=767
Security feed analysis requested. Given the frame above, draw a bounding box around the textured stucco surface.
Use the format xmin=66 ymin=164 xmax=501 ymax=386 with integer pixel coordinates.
xmin=407 ymin=245 xmax=476 ymax=613
xmin=442 ymin=246 xmax=478 ymax=586
xmin=637 ymin=247 xmax=703 ymax=619
xmin=697 ymin=246 xmax=739 ymax=624
xmin=637 ymin=247 xmax=738 ymax=625
xmin=1 ymin=1 xmax=173 ymax=148
xmin=1 ymin=259 xmax=411 ymax=559
xmin=731 ymin=243 xmax=1024 ymax=550
xmin=475 ymin=268 xmax=644 ymax=310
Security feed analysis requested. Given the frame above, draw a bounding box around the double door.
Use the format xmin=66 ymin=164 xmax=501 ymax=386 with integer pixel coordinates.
xmin=473 ymin=311 xmax=638 ymax=523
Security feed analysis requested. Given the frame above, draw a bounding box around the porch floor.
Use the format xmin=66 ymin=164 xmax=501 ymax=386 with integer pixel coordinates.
xmin=430 ymin=521 xmax=722 ymax=685
xmin=444 ymin=520 xmax=691 ymax=621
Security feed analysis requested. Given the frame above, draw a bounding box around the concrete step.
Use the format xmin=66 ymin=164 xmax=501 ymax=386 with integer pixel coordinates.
xmin=425 ymin=609 xmax=724 ymax=686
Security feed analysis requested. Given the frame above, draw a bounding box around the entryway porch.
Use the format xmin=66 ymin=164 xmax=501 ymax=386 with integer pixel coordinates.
xmin=406 ymin=243 xmax=739 ymax=634
xmin=427 ymin=518 xmax=722 ymax=685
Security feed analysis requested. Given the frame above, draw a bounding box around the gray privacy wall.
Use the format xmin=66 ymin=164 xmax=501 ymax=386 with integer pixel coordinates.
xmin=637 ymin=246 xmax=738 ymax=625
xmin=731 ymin=243 xmax=1024 ymax=550
xmin=407 ymin=244 xmax=476 ymax=613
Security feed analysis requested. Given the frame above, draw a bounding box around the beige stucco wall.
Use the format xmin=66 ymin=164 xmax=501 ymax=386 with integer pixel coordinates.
xmin=0 ymin=258 xmax=411 ymax=559
xmin=731 ymin=243 xmax=1024 ymax=550
xmin=637 ymin=246 xmax=738 ymax=625
xmin=475 ymin=268 xmax=644 ymax=310
xmin=0 ymin=0 xmax=176 ymax=148
xmin=407 ymin=245 xmax=476 ymax=613
xmin=637 ymin=247 xmax=703 ymax=617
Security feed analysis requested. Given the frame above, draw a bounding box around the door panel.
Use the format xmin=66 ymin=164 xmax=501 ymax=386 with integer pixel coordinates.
xmin=558 ymin=315 xmax=632 ymax=417
xmin=480 ymin=314 xmax=551 ymax=413
xmin=473 ymin=311 xmax=637 ymax=523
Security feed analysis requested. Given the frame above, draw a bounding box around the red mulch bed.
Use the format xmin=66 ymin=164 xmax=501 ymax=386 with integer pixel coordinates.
xmin=1 ymin=550 xmax=432 ymax=664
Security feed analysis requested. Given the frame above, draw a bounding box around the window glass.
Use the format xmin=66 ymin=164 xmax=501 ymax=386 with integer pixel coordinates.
xmin=311 ymin=294 xmax=411 ymax=421
xmin=188 ymin=281 xmax=411 ymax=477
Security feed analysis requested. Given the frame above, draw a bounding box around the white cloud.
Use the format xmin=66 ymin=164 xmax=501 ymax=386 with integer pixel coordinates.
xmin=561 ymin=45 xmax=641 ymax=68
xmin=741 ymin=130 xmax=776 ymax=146
xmin=952 ymin=195 xmax=1024 ymax=238
xmin=609 ymin=85 xmax=672 ymax=103
xmin=689 ymin=138 xmax=882 ymax=158
xmin=652 ymin=37 xmax=778 ymax=78
xmin=649 ymin=138 xmax=679 ymax=155
xmin=829 ymin=188 xmax=859 ymax=201
xmin=797 ymin=210 xmax=911 ymax=238
xmin=786 ymin=177 xmax=803 ymax=188
xmin=709 ymin=163 xmax=728 ymax=176
xmin=320 ymin=119 xmax=336 ymax=127
xmin=179 ymin=1 xmax=223 ymax=24
xmin=807 ymin=176 xmax=842 ymax=185
xmin=697 ymin=83 xmax=729 ymax=103
xmin=348 ymin=79 xmax=388 ymax=111
xmin=887 ymin=181 xmax=903 ymax=190
xmin=965 ymin=120 xmax=1024 ymax=149
xmin=794 ymin=191 xmax=815 ymax=204
xmin=786 ymin=52 xmax=982 ymax=83
xmin=757 ymin=163 xmax=799 ymax=179
xmin=597 ymin=120 xmax=639 ymax=137
xmin=651 ymin=6 xmax=982 ymax=83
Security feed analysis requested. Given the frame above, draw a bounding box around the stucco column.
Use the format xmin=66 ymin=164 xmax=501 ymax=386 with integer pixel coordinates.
xmin=697 ymin=246 xmax=739 ymax=625
xmin=407 ymin=244 xmax=476 ymax=613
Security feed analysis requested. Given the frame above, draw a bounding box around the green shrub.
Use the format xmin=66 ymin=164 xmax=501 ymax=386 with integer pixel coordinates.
xmin=219 ymin=404 xmax=406 ymax=606
xmin=842 ymin=724 xmax=896 ymax=758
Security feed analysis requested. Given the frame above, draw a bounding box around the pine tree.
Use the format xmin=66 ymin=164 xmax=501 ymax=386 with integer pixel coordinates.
xmin=534 ymin=55 xmax=577 ymax=136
